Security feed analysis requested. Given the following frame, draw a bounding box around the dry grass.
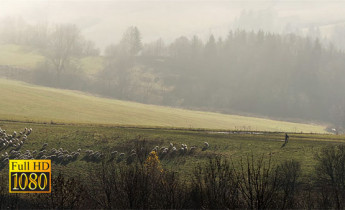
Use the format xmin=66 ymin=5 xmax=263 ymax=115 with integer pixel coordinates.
xmin=0 ymin=78 xmax=327 ymax=133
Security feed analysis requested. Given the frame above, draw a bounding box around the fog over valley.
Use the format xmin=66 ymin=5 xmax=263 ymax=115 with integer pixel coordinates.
xmin=1 ymin=0 xmax=345 ymax=131
xmin=2 ymin=0 xmax=345 ymax=49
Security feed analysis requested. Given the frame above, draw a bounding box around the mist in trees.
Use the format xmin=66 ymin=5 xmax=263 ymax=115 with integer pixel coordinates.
xmin=91 ymin=28 xmax=345 ymax=129
xmin=139 ymin=30 xmax=345 ymax=128
xmin=1 ymin=17 xmax=345 ymax=130
xmin=95 ymin=26 xmax=168 ymax=103
xmin=0 ymin=19 xmax=99 ymax=88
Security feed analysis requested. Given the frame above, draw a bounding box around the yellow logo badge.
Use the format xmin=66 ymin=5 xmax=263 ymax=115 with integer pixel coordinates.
xmin=9 ymin=160 xmax=51 ymax=193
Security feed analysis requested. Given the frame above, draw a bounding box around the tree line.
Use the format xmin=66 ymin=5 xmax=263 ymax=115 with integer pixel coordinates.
xmin=141 ymin=30 xmax=345 ymax=130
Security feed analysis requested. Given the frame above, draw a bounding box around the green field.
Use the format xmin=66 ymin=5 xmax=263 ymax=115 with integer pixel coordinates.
xmin=0 ymin=44 xmax=103 ymax=73
xmin=0 ymin=77 xmax=342 ymax=206
xmin=0 ymin=121 xmax=342 ymax=178
xmin=0 ymin=44 xmax=44 ymax=69
xmin=0 ymin=78 xmax=326 ymax=133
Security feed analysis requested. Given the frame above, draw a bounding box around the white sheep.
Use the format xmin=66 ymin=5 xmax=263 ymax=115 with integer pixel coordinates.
xmin=202 ymin=142 xmax=210 ymax=151
xmin=190 ymin=146 xmax=197 ymax=152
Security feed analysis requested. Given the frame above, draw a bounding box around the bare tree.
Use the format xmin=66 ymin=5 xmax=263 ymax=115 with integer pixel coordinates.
xmin=315 ymin=145 xmax=345 ymax=209
xmin=237 ymin=155 xmax=280 ymax=209
xmin=45 ymin=24 xmax=81 ymax=83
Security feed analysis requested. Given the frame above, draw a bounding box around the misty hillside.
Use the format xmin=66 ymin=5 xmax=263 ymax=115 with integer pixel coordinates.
xmin=1 ymin=19 xmax=345 ymax=131
xmin=0 ymin=78 xmax=326 ymax=133
xmin=0 ymin=44 xmax=103 ymax=73
xmin=154 ymin=31 xmax=345 ymax=125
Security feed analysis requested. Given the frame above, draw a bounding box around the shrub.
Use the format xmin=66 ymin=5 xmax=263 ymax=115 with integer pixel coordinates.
xmin=315 ymin=145 xmax=345 ymax=209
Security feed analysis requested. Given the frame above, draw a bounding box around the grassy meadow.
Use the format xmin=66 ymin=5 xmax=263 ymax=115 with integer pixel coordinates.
xmin=0 ymin=70 xmax=343 ymax=209
xmin=0 ymin=44 xmax=44 ymax=69
xmin=0 ymin=75 xmax=337 ymax=180
xmin=0 ymin=44 xmax=103 ymax=73
xmin=0 ymin=78 xmax=327 ymax=133
xmin=0 ymin=121 xmax=343 ymax=178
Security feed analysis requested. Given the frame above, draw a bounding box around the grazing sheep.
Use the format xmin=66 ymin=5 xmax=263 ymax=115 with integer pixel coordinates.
xmin=160 ymin=147 xmax=168 ymax=152
xmin=202 ymin=142 xmax=209 ymax=151
xmin=190 ymin=146 xmax=197 ymax=152
xmin=27 ymin=128 xmax=32 ymax=136
xmin=111 ymin=151 xmax=118 ymax=157
xmin=162 ymin=148 xmax=168 ymax=154
xmin=118 ymin=153 xmax=125 ymax=160
xmin=182 ymin=144 xmax=188 ymax=151
xmin=152 ymin=146 xmax=159 ymax=152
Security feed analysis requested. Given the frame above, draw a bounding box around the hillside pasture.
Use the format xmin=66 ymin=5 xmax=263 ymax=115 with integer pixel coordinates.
xmin=0 ymin=121 xmax=341 ymax=177
xmin=0 ymin=78 xmax=327 ymax=133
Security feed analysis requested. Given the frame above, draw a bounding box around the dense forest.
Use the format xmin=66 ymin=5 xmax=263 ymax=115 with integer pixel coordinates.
xmin=1 ymin=18 xmax=345 ymax=130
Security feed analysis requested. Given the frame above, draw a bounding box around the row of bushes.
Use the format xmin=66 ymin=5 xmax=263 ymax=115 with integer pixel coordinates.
xmin=1 ymin=144 xmax=345 ymax=209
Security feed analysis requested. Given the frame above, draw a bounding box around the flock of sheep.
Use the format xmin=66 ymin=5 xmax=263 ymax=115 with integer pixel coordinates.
xmin=0 ymin=127 xmax=33 ymax=168
xmin=0 ymin=127 xmax=32 ymax=150
xmin=0 ymin=127 xmax=211 ymax=168
xmin=151 ymin=141 xmax=210 ymax=157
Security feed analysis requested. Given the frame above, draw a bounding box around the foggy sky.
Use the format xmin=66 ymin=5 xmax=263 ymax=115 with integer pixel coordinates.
xmin=1 ymin=0 xmax=345 ymax=49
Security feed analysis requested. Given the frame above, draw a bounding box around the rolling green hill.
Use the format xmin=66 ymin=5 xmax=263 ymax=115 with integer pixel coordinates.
xmin=0 ymin=78 xmax=327 ymax=132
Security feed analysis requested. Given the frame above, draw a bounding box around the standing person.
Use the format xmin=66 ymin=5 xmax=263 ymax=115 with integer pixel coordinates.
xmin=285 ymin=133 xmax=289 ymax=144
